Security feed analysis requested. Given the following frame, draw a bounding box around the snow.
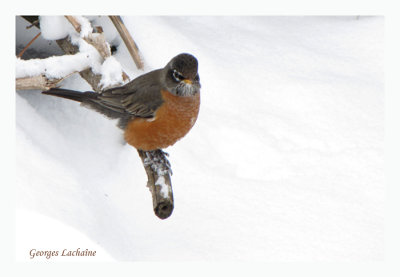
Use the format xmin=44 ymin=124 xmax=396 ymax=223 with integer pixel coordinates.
xmin=39 ymin=16 xmax=93 ymax=40
xmin=39 ymin=16 xmax=73 ymax=41
xmin=16 ymin=209 xmax=114 ymax=261
xmin=16 ymin=54 xmax=91 ymax=79
xmin=73 ymin=16 xmax=93 ymax=38
xmin=155 ymin=176 xmax=169 ymax=198
xmin=71 ymin=37 xmax=104 ymax=74
xmin=16 ymin=16 xmax=384 ymax=261
xmin=99 ymin=56 xmax=124 ymax=88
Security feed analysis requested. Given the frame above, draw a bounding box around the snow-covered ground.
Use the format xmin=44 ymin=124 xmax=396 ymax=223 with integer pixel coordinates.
xmin=16 ymin=16 xmax=384 ymax=261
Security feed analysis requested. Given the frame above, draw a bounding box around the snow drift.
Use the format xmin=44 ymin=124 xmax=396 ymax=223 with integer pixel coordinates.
xmin=16 ymin=16 xmax=384 ymax=261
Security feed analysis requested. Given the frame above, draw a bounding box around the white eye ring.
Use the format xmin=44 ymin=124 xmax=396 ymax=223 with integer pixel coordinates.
xmin=173 ymin=70 xmax=184 ymax=82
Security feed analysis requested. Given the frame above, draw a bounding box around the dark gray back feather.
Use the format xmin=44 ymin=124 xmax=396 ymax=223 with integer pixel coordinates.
xmin=82 ymin=69 xmax=165 ymax=129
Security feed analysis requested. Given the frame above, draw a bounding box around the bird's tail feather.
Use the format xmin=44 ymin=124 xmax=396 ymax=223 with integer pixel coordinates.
xmin=42 ymin=88 xmax=97 ymax=103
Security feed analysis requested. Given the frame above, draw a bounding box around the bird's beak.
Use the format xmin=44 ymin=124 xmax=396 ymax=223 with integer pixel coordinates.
xmin=183 ymin=79 xmax=192 ymax=85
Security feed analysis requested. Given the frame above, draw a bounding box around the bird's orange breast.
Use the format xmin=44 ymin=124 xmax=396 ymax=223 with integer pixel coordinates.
xmin=124 ymin=90 xmax=200 ymax=151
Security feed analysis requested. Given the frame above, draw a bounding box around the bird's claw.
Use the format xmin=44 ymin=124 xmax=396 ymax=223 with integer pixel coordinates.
xmin=144 ymin=149 xmax=173 ymax=176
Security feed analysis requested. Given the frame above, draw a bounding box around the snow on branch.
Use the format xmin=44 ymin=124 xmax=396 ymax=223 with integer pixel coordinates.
xmin=16 ymin=53 xmax=91 ymax=79
xmin=15 ymin=49 xmax=92 ymax=91
xmin=17 ymin=16 xmax=128 ymax=91
xmin=64 ymin=16 xmax=130 ymax=84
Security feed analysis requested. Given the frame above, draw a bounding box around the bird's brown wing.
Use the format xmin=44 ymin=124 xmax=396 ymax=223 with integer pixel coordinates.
xmin=90 ymin=69 xmax=165 ymax=119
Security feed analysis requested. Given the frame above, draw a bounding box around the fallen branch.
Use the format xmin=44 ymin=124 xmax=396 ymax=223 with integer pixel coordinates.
xmin=137 ymin=150 xmax=174 ymax=219
xmin=21 ymin=16 xmax=104 ymax=92
xmin=109 ymin=16 xmax=144 ymax=70
xmin=16 ymin=75 xmax=64 ymax=91
xmin=65 ymin=15 xmax=130 ymax=84
xmin=53 ymin=37 xmax=104 ymax=92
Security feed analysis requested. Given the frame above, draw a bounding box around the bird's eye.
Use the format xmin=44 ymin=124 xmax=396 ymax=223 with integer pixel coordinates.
xmin=172 ymin=70 xmax=184 ymax=82
xmin=194 ymin=74 xmax=200 ymax=82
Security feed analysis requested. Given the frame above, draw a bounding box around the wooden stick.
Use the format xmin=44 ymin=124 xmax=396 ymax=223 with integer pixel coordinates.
xmin=16 ymin=75 xmax=63 ymax=91
xmin=109 ymin=16 xmax=144 ymax=69
xmin=64 ymin=16 xmax=81 ymax=33
xmin=16 ymin=70 xmax=80 ymax=91
xmin=17 ymin=32 xmax=41 ymax=58
xmin=137 ymin=150 xmax=174 ymax=219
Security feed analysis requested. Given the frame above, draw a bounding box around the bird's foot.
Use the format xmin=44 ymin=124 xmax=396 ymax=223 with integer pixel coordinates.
xmin=143 ymin=149 xmax=173 ymax=176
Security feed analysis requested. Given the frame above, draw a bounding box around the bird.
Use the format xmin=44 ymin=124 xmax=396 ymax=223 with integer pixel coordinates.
xmin=42 ymin=53 xmax=201 ymax=152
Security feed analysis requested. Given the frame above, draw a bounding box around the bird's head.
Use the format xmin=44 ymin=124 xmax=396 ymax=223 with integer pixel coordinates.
xmin=163 ymin=53 xmax=201 ymax=97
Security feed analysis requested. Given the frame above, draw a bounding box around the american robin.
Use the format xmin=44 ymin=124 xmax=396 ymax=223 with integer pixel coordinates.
xmin=42 ymin=53 xmax=201 ymax=151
